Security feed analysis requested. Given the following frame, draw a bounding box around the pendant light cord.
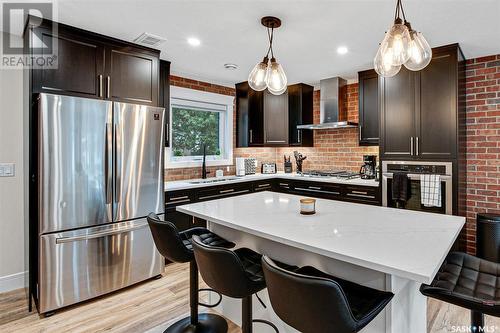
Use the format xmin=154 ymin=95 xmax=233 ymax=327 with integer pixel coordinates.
xmin=394 ymin=0 xmax=407 ymax=22
xmin=266 ymin=26 xmax=275 ymax=59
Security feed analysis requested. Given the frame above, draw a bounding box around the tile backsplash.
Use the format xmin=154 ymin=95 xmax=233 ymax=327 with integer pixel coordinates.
xmin=165 ymin=76 xmax=378 ymax=182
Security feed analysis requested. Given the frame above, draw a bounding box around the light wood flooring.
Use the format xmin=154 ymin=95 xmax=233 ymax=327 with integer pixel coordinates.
xmin=1 ymin=263 xmax=499 ymax=333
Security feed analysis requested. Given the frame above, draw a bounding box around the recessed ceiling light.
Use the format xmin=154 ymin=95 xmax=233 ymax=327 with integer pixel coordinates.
xmin=337 ymin=46 xmax=348 ymax=55
xmin=187 ymin=37 xmax=201 ymax=47
xmin=224 ymin=63 xmax=238 ymax=70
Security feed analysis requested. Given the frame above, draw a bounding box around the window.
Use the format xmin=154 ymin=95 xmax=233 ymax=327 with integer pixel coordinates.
xmin=166 ymin=86 xmax=233 ymax=168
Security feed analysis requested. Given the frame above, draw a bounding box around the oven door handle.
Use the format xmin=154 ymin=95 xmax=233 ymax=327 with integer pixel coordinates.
xmin=383 ymin=172 xmax=452 ymax=180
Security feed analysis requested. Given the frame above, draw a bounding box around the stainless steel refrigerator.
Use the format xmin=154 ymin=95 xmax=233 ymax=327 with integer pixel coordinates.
xmin=37 ymin=93 xmax=165 ymax=314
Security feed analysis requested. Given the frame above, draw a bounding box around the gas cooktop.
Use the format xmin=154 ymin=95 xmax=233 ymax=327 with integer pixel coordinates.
xmin=299 ymin=170 xmax=361 ymax=180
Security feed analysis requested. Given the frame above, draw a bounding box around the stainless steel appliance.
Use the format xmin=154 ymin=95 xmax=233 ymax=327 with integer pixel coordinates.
xmin=359 ymin=155 xmax=377 ymax=179
xmin=382 ymin=161 xmax=453 ymax=215
xmin=37 ymin=93 xmax=165 ymax=314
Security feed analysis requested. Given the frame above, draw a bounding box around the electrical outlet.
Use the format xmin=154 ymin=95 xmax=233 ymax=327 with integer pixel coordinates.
xmin=0 ymin=163 xmax=15 ymax=177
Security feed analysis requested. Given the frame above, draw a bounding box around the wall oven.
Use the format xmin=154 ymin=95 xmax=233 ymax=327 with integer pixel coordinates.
xmin=382 ymin=161 xmax=453 ymax=215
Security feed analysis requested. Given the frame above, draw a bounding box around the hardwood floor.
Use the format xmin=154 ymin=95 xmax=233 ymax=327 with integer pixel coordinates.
xmin=0 ymin=263 xmax=498 ymax=333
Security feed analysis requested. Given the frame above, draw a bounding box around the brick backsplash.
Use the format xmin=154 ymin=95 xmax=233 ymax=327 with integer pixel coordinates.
xmin=165 ymin=77 xmax=378 ymax=181
xmin=461 ymin=54 xmax=500 ymax=254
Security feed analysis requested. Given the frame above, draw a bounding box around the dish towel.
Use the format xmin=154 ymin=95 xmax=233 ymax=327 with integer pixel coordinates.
xmin=391 ymin=172 xmax=410 ymax=207
xmin=420 ymin=174 xmax=441 ymax=207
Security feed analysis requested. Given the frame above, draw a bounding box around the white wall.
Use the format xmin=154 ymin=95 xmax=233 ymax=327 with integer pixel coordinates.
xmin=0 ymin=33 xmax=25 ymax=292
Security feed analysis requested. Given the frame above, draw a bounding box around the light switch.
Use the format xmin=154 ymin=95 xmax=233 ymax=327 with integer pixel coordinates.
xmin=0 ymin=163 xmax=15 ymax=177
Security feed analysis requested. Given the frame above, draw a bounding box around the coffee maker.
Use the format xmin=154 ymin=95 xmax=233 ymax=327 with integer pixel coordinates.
xmin=360 ymin=155 xmax=377 ymax=179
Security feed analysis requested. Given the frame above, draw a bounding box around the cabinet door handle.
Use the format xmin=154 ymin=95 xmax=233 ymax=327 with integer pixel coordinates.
xmin=416 ymin=137 xmax=419 ymax=156
xmin=258 ymin=183 xmax=271 ymax=188
xmin=308 ymin=186 xmax=322 ymax=190
xmin=410 ymin=137 xmax=414 ymax=156
xmin=267 ymin=140 xmax=287 ymax=143
xmin=359 ymin=126 xmax=362 ymax=141
xmin=219 ymin=188 xmax=234 ymax=194
xmin=298 ymin=129 xmax=301 ymax=143
xmin=351 ymin=190 xmax=368 ymax=195
xmin=249 ymin=129 xmax=253 ymax=144
xmin=98 ymin=75 xmax=103 ymax=97
xmin=106 ymin=76 xmax=111 ymax=99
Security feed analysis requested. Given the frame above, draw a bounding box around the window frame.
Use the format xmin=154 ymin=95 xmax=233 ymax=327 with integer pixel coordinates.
xmin=166 ymin=86 xmax=233 ymax=169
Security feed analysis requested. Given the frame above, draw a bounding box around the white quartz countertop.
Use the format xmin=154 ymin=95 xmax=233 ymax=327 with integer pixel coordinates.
xmin=177 ymin=191 xmax=465 ymax=284
xmin=165 ymin=172 xmax=379 ymax=191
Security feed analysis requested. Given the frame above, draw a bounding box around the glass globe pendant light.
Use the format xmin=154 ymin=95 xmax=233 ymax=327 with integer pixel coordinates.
xmin=248 ymin=16 xmax=287 ymax=95
xmin=374 ymin=0 xmax=431 ymax=77
xmin=248 ymin=56 xmax=269 ymax=91
xmin=404 ymin=22 xmax=432 ymax=71
xmin=374 ymin=45 xmax=401 ymax=78
xmin=267 ymin=58 xmax=287 ymax=95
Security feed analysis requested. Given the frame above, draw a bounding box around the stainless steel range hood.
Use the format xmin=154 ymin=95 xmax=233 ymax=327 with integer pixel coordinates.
xmin=297 ymin=77 xmax=358 ymax=130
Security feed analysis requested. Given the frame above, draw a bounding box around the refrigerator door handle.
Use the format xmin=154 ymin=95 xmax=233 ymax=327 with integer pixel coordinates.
xmin=105 ymin=123 xmax=112 ymax=204
xmin=55 ymin=223 xmax=147 ymax=244
xmin=114 ymin=123 xmax=121 ymax=203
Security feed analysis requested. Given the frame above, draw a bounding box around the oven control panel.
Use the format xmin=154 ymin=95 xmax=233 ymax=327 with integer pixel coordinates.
xmin=386 ymin=164 xmax=447 ymax=174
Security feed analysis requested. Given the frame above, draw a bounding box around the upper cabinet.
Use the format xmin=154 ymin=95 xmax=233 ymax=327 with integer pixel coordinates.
xmin=380 ymin=44 xmax=464 ymax=160
xmin=288 ymin=84 xmax=314 ymax=147
xmin=264 ymin=90 xmax=289 ymax=146
xmin=236 ymin=82 xmax=313 ymax=147
xmin=26 ymin=16 xmax=160 ymax=106
xmin=358 ymin=70 xmax=379 ymax=146
xmin=159 ymin=60 xmax=171 ymax=147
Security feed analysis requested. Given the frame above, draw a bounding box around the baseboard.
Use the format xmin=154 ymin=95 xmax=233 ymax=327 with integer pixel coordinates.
xmin=0 ymin=271 xmax=26 ymax=293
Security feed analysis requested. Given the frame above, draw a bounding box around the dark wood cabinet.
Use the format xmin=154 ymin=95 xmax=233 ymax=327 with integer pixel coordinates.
xmin=236 ymin=82 xmax=264 ymax=147
xmin=30 ymin=25 xmax=105 ymax=98
xmin=416 ymin=48 xmax=458 ymax=159
xmin=380 ymin=44 xmax=463 ymax=160
xmin=380 ymin=67 xmax=416 ymax=158
xmin=236 ymin=82 xmax=313 ymax=147
xmin=159 ymin=60 xmax=171 ymax=147
xmin=105 ymin=47 xmax=159 ymax=105
xmin=288 ymin=84 xmax=314 ymax=146
xmin=358 ymin=70 xmax=379 ymax=146
xmin=27 ymin=16 xmax=160 ymax=106
xmin=264 ymin=90 xmax=289 ymax=145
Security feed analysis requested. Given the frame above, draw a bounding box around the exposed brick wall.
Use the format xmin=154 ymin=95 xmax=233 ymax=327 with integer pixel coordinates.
xmin=462 ymin=55 xmax=500 ymax=254
xmin=165 ymin=76 xmax=379 ymax=181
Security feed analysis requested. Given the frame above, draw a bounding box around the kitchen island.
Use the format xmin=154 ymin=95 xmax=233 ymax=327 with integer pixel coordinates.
xmin=177 ymin=191 xmax=465 ymax=333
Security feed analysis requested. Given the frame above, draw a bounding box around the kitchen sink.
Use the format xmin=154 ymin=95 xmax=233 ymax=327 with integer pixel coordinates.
xmin=189 ymin=177 xmax=238 ymax=184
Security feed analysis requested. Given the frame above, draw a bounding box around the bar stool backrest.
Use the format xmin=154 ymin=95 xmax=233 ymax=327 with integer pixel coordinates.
xmin=146 ymin=213 xmax=193 ymax=263
xmin=191 ymin=235 xmax=254 ymax=298
xmin=262 ymin=256 xmax=359 ymax=333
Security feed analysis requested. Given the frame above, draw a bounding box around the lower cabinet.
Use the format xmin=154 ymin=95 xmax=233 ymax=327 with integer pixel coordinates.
xmin=166 ymin=179 xmax=381 ymax=224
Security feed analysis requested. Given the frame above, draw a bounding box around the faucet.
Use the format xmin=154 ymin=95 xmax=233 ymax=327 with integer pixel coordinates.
xmin=201 ymin=144 xmax=209 ymax=179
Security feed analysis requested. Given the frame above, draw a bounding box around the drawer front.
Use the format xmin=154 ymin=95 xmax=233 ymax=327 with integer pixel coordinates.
xmin=253 ymin=180 xmax=274 ymax=192
xmin=196 ymin=183 xmax=252 ymax=202
xmin=344 ymin=185 xmax=381 ymax=205
xmin=293 ymin=181 xmax=343 ymax=199
xmin=166 ymin=190 xmax=194 ymax=208
xmin=275 ymin=180 xmax=293 ymax=192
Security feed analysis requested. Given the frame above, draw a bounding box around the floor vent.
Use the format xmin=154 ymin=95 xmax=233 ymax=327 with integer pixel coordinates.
xmin=133 ymin=33 xmax=167 ymax=47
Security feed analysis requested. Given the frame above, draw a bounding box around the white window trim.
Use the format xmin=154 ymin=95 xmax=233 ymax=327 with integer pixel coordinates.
xmin=166 ymin=86 xmax=234 ymax=169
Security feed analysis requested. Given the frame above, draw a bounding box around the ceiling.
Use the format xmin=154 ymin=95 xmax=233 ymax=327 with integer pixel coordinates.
xmin=30 ymin=0 xmax=500 ymax=86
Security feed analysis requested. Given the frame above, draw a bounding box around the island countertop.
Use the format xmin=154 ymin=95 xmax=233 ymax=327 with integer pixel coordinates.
xmin=177 ymin=191 xmax=465 ymax=284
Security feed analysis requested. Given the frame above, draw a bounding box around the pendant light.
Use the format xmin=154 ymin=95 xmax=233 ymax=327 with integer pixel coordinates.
xmin=248 ymin=16 xmax=287 ymax=95
xmin=374 ymin=0 xmax=432 ymax=77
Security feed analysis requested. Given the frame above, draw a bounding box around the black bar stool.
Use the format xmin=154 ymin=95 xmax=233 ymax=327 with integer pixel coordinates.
xmin=147 ymin=213 xmax=235 ymax=333
xmin=191 ymin=235 xmax=279 ymax=333
xmin=420 ymin=252 xmax=500 ymax=331
xmin=261 ymin=256 xmax=394 ymax=333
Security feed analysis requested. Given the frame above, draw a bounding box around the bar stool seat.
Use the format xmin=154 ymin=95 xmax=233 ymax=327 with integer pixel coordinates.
xmin=147 ymin=213 xmax=235 ymax=333
xmin=262 ymin=256 xmax=394 ymax=333
xmin=420 ymin=252 xmax=500 ymax=329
